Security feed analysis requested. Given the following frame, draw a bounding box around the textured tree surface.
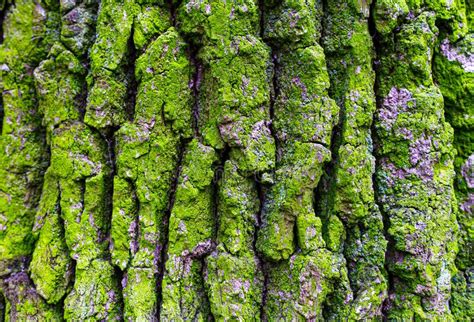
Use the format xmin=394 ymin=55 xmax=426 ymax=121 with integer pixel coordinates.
xmin=0 ymin=0 xmax=472 ymax=320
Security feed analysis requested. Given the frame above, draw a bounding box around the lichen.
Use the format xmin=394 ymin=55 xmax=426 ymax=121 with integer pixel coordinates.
xmin=0 ymin=0 xmax=58 ymax=265
xmin=160 ymin=140 xmax=217 ymax=320
xmin=374 ymin=9 xmax=460 ymax=320
xmin=0 ymin=0 xmax=472 ymax=320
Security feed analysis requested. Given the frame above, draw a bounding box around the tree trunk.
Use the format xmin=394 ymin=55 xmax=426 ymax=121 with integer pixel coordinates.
xmin=0 ymin=0 xmax=472 ymax=320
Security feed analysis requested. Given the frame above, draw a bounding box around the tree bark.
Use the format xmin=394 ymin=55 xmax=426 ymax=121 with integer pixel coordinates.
xmin=0 ymin=0 xmax=472 ymax=320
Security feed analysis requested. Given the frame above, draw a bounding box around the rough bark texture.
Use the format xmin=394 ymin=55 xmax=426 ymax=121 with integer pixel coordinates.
xmin=0 ymin=0 xmax=472 ymax=321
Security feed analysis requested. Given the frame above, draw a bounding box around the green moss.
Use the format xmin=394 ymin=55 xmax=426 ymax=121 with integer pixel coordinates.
xmin=59 ymin=1 xmax=98 ymax=57
xmin=112 ymin=20 xmax=195 ymax=319
xmin=374 ymin=11 xmax=459 ymax=319
xmin=30 ymin=172 xmax=72 ymax=304
xmin=133 ymin=5 xmax=171 ymax=51
xmin=433 ymin=30 xmax=473 ymax=321
xmin=0 ymin=273 xmax=62 ymax=321
xmin=374 ymin=0 xmax=468 ymax=40
xmin=89 ymin=0 xmax=136 ymax=76
xmin=161 ymin=255 xmax=211 ymax=320
xmin=111 ymin=177 xmax=137 ymax=270
xmin=34 ymin=42 xmax=86 ymax=141
xmin=199 ymin=36 xmax=275 ymax=174
xmin=49 ymin=122 xmax=110 ymax=269
xmin=257 ymin=143 xmax=331 ymax=261
xmin=122 ymin=267 xmax=157 ymax=320
xmin=177 ymin=0 xmax=260 ymax=46
xmin=0 ymin=0 xmax=59 ymax=263
xmin=160 ymin=139 xmax=217 ymax=320
xmin=85 ymin=0 xmax=136 ymax=129
xmin=273 ymin=45 xmax=338 ymax=146
xmin=167 ymin=139 xmax=218 ymax=255
xmin=312 ymin=24 xmax=381 ymax=287
xmin=205 ymin=251 xmax=263 ymax=320
xmin=323 ymin=215 xmax=345 ymax=253
xmin=200 ymin=157 xmax=265 ymax=319
xmin=434 ymin=35 xmax=474 ymax=131
xmin=332 ymin=145 xmax=376 ymax=223
xmin=263 ymin=0 xmax=323 ymax=49
xmin=373 ymin=0 xmax=410 ymax=36
xmin=296 ymin=212 xmax=326 ymax=252
xmin=85 ymin=75 xmax=129 ymax=128
xmin=217 ymin=160 xmax=259 ymax=256
xmin=134 ymin=28 xmax=194 ymax=137
xmin=64 ymin=259 xmax=122 ymax=320
xmin=450 ymin=270 xmax=474 ymax=320
xmin=1 ymin=0 xmax=470 ymax=319
xmin=264 ymin=250 xmax=351 ymax=320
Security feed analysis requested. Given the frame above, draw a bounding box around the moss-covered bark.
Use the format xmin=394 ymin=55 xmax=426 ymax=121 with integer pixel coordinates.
xmin=0 ymin=0 xmax=472 ymax=320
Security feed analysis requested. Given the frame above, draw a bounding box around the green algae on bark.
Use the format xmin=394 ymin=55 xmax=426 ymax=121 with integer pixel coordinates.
xmin=433 ymin=10 xmax=474 ymax=318
xmin=0 ymin=0 xmax=58 ymax=268
xmin=0 ymin=272 xmax=62 ymax=320
xmin=112 ymin=19 xmax=194 ymax=320
xmin=373 ymin=4 xmax=465 ymax=318
xmin=0 ymin=1 xmax=61 ymax=318
xmin=36 ymin=121 xmax=122 ymax=319
xmin=29 ymin=0 xmax=121 ymax=318
xmin=0 ymin=0 xmax=472 ymax=320
xmin=320 ymin=0 xmax=388 ymax=318
xmin=256 ymin=1 xmax=356 ymax=320
xmin=84 ymin=0 xmax=136 ymax=129
xmin=160 ymin=139 xmax=217 ymax=320
xmin=170 ymin=1 xmax=276 ymax=319
xmin=204 ymin=159 xmax=264 ymax=320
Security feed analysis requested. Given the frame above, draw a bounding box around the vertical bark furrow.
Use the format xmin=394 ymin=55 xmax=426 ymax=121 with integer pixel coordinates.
xmin=205 ymin=157 xmax=264 ymax=320
xmin=432 ymin=5 xmax=473 ymax=319
xmin=0 ymin=0 xmax=10 ymax=136
xmin=372 ymin=0 xmax=468 ymax=319
xmin=0 ymin=1 xmax=62 ymax=318
xmin=255 ymin=1 xmax=352 ymax=320
xmin=109 ymin=2 xmax=194 ymax=319
xmin=52 ymin=121 xmax=121 ymax=320
xmin=160 ymin=1 xmax=276 ymax=320
xmin=30 ymin=0 xmax=125 ymax=319
xmin=319 ymin=1 xmax=388 ymax=319
xmin=160 ymin=139 xmax=217 ymax=320
xmin=188 ymin=47 xmax=203 ymax=140
xmin=156 ymin=139 xmax=187 ymax=321
xmin=0 ymin=0 xmax=57 ymax=271
xmin=1 ymin=1 xmax=472 ymax=320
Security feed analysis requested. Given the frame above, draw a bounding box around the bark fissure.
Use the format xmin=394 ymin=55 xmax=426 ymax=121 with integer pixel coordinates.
xmin=0 ymin=1 xmax=471 ymax=320
xmin=189 ymin=51 xmax=203 ymax=140
xmin=254 ymin=180 xmax=269 ymax=322
xmin=125 ymin=27 xmax=138 ymax=122
xmin=0 ymin=0 xmax=6 ymax=134
xmin=432 ymin=11 xmax=474 ymax=320
xmin=53 ymin=184 xmax=74 ymax=317
xmin=156 ymin=139 xmax=188 ymax=320
xmin=0 ymin=1 xmax=10 ymax=45
xmin=269 ymin=51 xmax=281 ymax=163
xmin=369 ymin=0 xmax=396 ymax=310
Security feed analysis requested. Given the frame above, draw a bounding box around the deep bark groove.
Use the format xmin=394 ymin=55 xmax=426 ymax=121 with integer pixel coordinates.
xmin=156 ymin=139 xmax=187 ymax=320
xmin=0 ymin=0 xmax=472 ymax=320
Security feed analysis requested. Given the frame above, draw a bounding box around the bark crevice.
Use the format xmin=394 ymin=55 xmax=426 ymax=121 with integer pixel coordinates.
xmin=156 ymin=138 xmax=188 ymax=320
xmin=368 ymin=0 xmax=396 ymax=314
xmin=188 ymin=47 xmax=203 ymax=140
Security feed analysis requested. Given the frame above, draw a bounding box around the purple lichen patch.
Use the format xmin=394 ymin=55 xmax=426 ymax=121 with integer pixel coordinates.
xmin=440 ymin=38 xmax=474 ymax=72
xmin=378 ymin=87 xmax=415 ymax=130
